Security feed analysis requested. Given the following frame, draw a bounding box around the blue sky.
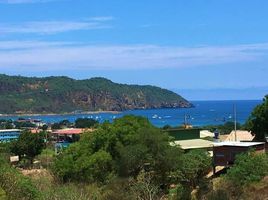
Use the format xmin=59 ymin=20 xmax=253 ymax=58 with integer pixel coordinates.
xmin=0 ymin=0 xmax=267 ymax=100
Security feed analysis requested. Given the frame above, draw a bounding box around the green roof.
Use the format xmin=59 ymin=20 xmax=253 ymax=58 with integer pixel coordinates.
xmin=166 ymin=128 xmax=200 ymax=140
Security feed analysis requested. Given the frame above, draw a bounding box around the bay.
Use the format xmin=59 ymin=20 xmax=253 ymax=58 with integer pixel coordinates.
xmin=0 ymin=100 xmax=261 ymax=127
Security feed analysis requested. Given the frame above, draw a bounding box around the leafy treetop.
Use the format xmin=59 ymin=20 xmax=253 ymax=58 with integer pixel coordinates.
xmin=245 ymin=95 xmax=268 ymax=141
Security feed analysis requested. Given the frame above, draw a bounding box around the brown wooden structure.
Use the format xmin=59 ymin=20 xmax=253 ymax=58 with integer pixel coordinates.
xmin=213 ymin=141 xmax=266 ymax=174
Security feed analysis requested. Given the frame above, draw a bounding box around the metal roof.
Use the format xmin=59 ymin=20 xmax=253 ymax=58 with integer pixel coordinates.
xmin=225 ymin=130 xmax=255 ymax=142
xmin=171 ymin=139 xmax=213 ymax=149
xmin=0 ymin=129 xmax=21 ymax=133
xmin=213 ymin=141 xmax=265 ymax=147
xmin=52 ymin=128 xmax=85 ymax=135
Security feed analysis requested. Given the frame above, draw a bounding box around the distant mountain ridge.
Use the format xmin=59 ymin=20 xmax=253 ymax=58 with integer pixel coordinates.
xmin=0 ymin=74 xmax=192 ymax=114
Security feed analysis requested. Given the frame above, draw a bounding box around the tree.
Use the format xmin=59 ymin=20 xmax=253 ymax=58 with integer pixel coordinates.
xmin=51 ymin=145 xmax=114 ymax=183
xmin=0 ymin=157 xmax=40 ymax=200
xmin=75 ymin=118 xmax=98 ymax=128
xmin=130 ymin=170 xmax=160 ymax=200
xmin=10 ymin=131 xmax=45 ymax=163
xmin=51 ymin=120 xmax=72 ymax=130
xmin=51 ymin=115 xmax=215 ymax=199
xmin=41 ymin=124 xmax=48 ymax=131
xmin=59 ymin=119 xmax=72 ymax=127
xmin=224 ymin=151 xmax=268 ymax=186
xmin=51 ymin=122 xmax=61 ymax=130
xmin=245 ymin=95 xmax=268 ymax=141
xmin=220 ymin=121 xmax=241 ymax=134
xmin=178 ymin=150 xmax=211 ymax=188
xmin=51 ymin=115 xmax=183 ymax=188
xmin=0 ymin=119 xmax=14 ymax=129
xmin=14 ymin=121 xmax=36 ymax=129
xmin=201 ymin=121 xmax=241 ymax=135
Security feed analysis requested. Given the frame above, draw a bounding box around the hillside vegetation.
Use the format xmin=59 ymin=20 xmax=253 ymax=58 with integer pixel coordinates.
xmin=0 ymin=74 xmax=192 ymax=114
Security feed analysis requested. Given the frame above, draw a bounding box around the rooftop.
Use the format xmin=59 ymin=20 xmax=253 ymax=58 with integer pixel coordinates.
xmin=52 ymin=128 xmax=85 ymax=135
xmin=213 ymin=141 xmax=265 ymax=147
xmin=225 ymin=130 xmax=255 ymax=142
xmin=171 ymin=139 xmax=213 ymax=150
xmin=200 ymin=130 xmax=214 ymax=138
xmin=0 ymin=129 xmax=21 ymax=133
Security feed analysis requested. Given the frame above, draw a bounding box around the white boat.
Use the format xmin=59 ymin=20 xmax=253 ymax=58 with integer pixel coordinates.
xmin=152 ymin=114 xmax=158 ymax=119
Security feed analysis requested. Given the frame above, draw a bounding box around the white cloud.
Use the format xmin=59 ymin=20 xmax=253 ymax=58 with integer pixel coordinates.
xmin=89 ymin=16 xmax=115 ymax=22
xmin=0 ymin=0 xmax=60 ymax=4
xmin=0 ymin=18 xmax=113 ymax=34
xmin=0 ymin=41 xmax=267 ymax=72
xmin=0 ymin=40 xmax=72 ymax=49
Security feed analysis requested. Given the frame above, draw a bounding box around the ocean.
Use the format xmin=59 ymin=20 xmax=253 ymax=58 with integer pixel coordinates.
xmin=0 ymin=100 xmax=262 ymax=127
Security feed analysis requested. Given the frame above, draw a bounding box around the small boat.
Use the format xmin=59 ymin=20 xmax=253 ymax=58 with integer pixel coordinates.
xmin=164 ymin=115 xmax=171 ymax=118
xmin=152 ymin=114 xmax=158 ymax=119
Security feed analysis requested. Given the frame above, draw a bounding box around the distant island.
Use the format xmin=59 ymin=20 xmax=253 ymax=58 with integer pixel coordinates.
xmin=0 ymin=74 xmax=192 ymax=114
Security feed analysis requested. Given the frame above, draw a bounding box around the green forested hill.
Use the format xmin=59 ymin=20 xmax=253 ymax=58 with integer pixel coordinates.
xmin=0 ymin=74 xmax=192 ymax=114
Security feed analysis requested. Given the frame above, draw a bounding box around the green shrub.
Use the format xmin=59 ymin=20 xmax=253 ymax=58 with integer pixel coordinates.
xmin=225 ymin=151 xmax=268 ymax=186
xmin=0 ymin=157 xmax=40 ymax=200
xmin=10 ymin=131 xmax=45 ymax=164
xmin=36 ymin=148 xmax=55 ymax=168
xmin=0 ymin=187 xmax=7 ymax=200
xmin=206 ymin=189 xmax=229 ymax=200
xmin=169 ymin=184 xmax=191 ymax=200
xmin=75 ymin=118 xmax=98 ymax=128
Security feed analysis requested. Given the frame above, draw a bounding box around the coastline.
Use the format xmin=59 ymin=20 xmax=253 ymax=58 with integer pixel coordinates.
xmin=0 ymin=105 xmax=193 ymax=118
xmin=0 ymin=110 xmax=121 ymax=117
xmin=0 ymin=100 xmax=258 ymax=127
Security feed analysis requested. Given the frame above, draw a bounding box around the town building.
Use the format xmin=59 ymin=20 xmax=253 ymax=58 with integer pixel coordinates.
xmin=200 ymin=130 xmax=214 ymax=138
xmin=16 ymin=118 xmax=46 ymax=127
xmin=221 ymin=130 xmax=255 ymax=142
xmin=167 ymin=128 xmax=214 ymax=152
xmin=52 ymin=128 xmax=93 ymax=152
xmin=171 ymin=139 xmax=213 ymax=150
xmin=52 ymin=128 xmax=84 ymax=143
xmin=0 ymin=129 xmax=21 ymax=142
xmin=212 ymin=141 xmax=266 ymax=174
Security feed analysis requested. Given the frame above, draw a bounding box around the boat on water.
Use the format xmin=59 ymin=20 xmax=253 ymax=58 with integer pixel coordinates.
xmin=152 ymin=114 xmax=158 ymax=119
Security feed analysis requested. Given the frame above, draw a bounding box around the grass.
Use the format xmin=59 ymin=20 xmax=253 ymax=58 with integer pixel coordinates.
xmin=0 ymin=187 xmax=7 ymax=200
xmin=22 ymin=169 xmax=103 ymax=200
xmin=241 ymin=176 xmax=268 ymax=200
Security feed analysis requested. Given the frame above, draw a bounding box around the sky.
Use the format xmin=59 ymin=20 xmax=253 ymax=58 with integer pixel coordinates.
xmin=0 ymin=0 xmax=267 ymax=100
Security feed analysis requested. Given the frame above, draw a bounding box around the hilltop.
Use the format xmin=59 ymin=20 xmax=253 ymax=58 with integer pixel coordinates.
xmin=0 ymin=74 xmax=192 ymax=114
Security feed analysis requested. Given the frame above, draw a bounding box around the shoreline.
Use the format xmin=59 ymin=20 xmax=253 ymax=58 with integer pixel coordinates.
xmin=0 ymin=110 xmax=121 ymax=117
xmin=0 ymin=106 xmax=194 ymax=118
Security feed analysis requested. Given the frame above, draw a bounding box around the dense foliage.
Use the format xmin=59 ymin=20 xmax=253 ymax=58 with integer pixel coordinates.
xmin=13 ymin=121 xmax=36 ymax=129
xmin=0 ymin=143 xmax=11 ymax=160
xmin=201 ymin=121 xmax=241 ymax=135
xmin=209 ymin=150 xmax=268 ymax=200
xmin=179 ymin=150 xmax=211 ymax=188
xmin=0 ymin=74 xmax=191 ymax=114
xmin=224 ymin=151 xmax=268 ymax=186
xmin=51 ymin=120 xmax=72 ymax=129
xmin=10 ymin=131 xmax=45 ymax=163
xmin=75 ymin=118 xmax=98 ymax=128
xmin=0 ymin=119 xmax=13 ymax=129
xmin=0 ymin=157 xmax=40 ymax=200
xmin=245 ymin=95 xmax=268 ymax=141
xmin=51 ymin=115 xmax=211 ymax=198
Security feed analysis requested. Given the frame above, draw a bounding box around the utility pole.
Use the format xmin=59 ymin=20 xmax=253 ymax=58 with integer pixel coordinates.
xmin=234 ymin=104 xmax=237 ymax=141
xmin=184 ymin=113 xmax=187 ymax=128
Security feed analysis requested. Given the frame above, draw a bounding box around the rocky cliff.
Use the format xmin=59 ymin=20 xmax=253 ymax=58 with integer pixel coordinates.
xmin=0 ymin=74 xmax=192 ymax=114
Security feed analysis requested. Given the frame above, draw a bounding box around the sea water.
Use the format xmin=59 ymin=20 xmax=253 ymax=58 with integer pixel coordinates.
xmin=0 ymin=100 xmax=261 ymax=127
